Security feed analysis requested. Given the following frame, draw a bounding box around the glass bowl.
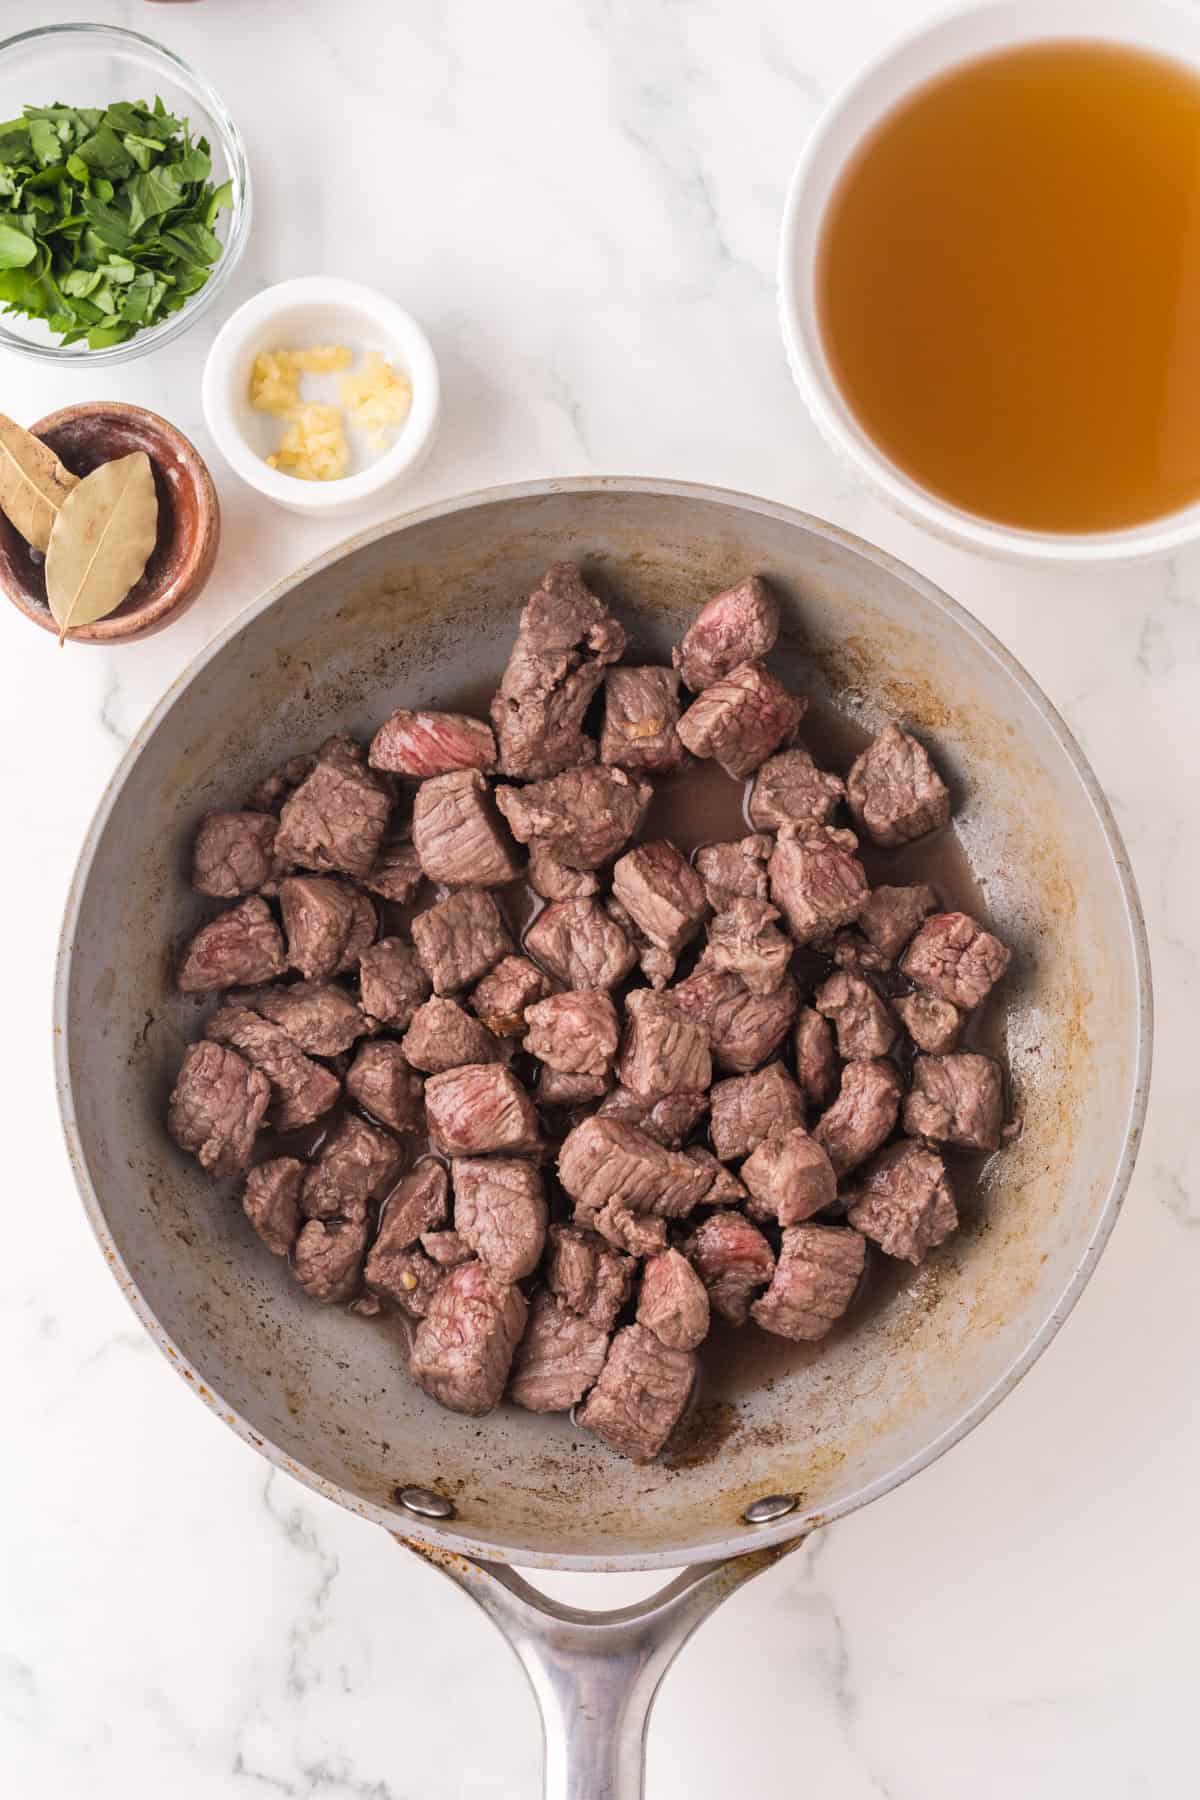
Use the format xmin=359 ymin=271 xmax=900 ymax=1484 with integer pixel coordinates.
xmin=0 ymin=22 xmax=250 ymax=365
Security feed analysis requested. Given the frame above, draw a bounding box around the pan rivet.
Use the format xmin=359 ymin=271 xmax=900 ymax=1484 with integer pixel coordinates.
xmin=743 ymin=1494 xmax=798 ymax=1525
xmin=396 ymin=1486 xmax=457 ymax=1521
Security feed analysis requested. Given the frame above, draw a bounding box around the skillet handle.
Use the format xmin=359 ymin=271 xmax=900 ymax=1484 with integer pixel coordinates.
xmin=398 ymin=1535 xmax=803 ymax=1799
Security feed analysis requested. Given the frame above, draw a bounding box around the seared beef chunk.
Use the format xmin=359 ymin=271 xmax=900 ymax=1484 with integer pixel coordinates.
xmin=815 ymin=971 xmax=899 ymax=1060
xmin=751 ymin=1224 xmax=865 ymax=1342
xmin=559 ymin=1117 xmax=712 ymax=1226
xmin=243 ymin=1158 xmax=305 ymax=1257
xmin=168 ymin=1041 xmax=269 ymax=1175
xmin=375 ymin=1161 xmax=449 ymax=1249
xmin=344 ymin=1041 xmax=424 ymax=1133
xmin=597 ymin=1086 xmax=709 ymax=1147
xmin=904 ymin=1053 xmax=1004 ymax=1151
xmin=274 ymin=736 xmax=391 ymax=879
xmin=670 ymin=966 xmax=798 ymax=1074
xmin=794 ymin=1006 xmax=839 ymax=1111
xmin=192 ymin=812 xmax=279 ymax=898
xmin=693 ymin=834 xmax=771 ymax=911
xmin=412 ymin=888 xmax=513 ymax=994
xmin=845 ymin=1141 xmax=957 ymax=1264
xmin=601 ymin=665 xmax=686 ymax=774
xmin=490 ymin=562 xmax=626 ymax=779
xmin=410 ymin=1260 xmax=528 ymax=1415
xmin=813 ymin=1058 xmax=903 ymax=1176
xmin=676 ymin=660 xmax=805 ymax=778
xmin=527 ymin=844 xmax=599 ymax=901
xmin=425 ymin=1064 xmax=540 ymax=1156
xmin=238 ymin=981 xmax=370 ymax=1057
xmin=524 ymin=898 xmax=637 ymax=990
xmin=206 ymin=1005 xmax=339 ymax=1131
xmin=359 ymin=937 xmax=431 ymax=1030
xmin=369 ymin=708 xmax=497 ymax=778
xmin=700 ymin=899 xmax=791 ymax=995
xmin=366 ymin=1244 xmax=442 ymax=1317
xmin=412 ymin=769 xmax=522 ymax=888
xmin=604 ymin=896 xmax=676 ymax=991
xmin=673 ymin=576 xmax=779 ymax=693
xmin=768 ymin=824 xmax=869 ymax=945
xmin=538 ymin=1067 xmax=611 ymax=1107
xmin=742 ymin=1125 xmax=837 ymax=1226
xmin=637 ymin=1248 xmax=710 ymax=1351
xmin=525 ymin=990 xmax=619 ymax=1076
xmin=496 ymin=765 xmax=650 ymax=870
xmin=246 ymin=753 xmax=316 ymax=815
xmin=592 ymin=1207 xmax=669 ymax=1258
xmin=683 ymin=1146 xmax=747 ymax=1204
xmin=402 ymin=996 xmax=507 ymax=1073
xmin=546 ymin=1223 xmax=634 ymax=1332
xmin=294 ymin=1216 xmax=369 ymax=1305
xmin=848 ymin=723 xmax=950 ymax=847
xmin=452 ymin=1156 xmax=547 ymax=1282
xmin=472 ymin=955 xmax=555 ymax=1036
xmin=709 ymin=1061 xmax=807 ymax=1161
xmin=422 ymin=1229 xmax=473 ymax=1267
xmin=895 ymin=990 xmax=963 ymax=1054
xmin=361 ymin=842 xmax=424 ymax=906
xmin=509 ymin=1290 xmax=609 ymax=1413
xmin=684 ymin=1210 xmax=775 ymax=1326
xmin=280 ymin=876 xmax=376 ymax=981
xmin=611 ymin=841 xmax=708 ymax=953
xmin=859 ymin=884 xmax=939 ymax=961
xmin=177 ymin=896 xmax=287 ymax=993
xmin=827 ymin=930 xmax=893 ymax=975
xmin=749 ymin=748 xmax=846 ymax=831
xmin=900 ymin=912 xmax=1012 ymax=1010
xmin=578 ymin=1323 xmax=696 ymax=1462
xmin=616 ymin=988 xmax=711 ymax=1101
xmin=301 ymin=1114 xmax=404 ymax=1222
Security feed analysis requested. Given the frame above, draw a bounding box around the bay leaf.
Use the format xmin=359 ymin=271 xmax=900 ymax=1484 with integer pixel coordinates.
xmin=0 ymin=411 xmax=79 ymax=553
xmin=44 ymin=450 xmax=158 ymax=644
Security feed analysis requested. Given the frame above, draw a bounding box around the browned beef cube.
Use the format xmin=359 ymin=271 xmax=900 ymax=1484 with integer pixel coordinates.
xmin=451 ymin=1156 xmax=547 ymax=1282
xmin=699 ymin=899 xmax=792 ymax=995
xmin=294 ymin=1216 xmax=369 ymax=1305
xmin=275 ymin=737 xmax=392 ymax=879
xmin=749 ymin=748 xmax=846 ymax=831
xmin=742 ymin=1125 xmax=837 ymax=1226
xmin=524 ymin=898 xmax=637 ymax=990
xmin=813 ymin=1058 xmax=903 ymax=1176
xmin=238 ymin=981 xmax=371 ymax=1057
xmin=424 ymin=1064 xmax=540 ymax=1156
xmin=610 ymin=841 xmax=708 ymax=953
xmin=509 ymin=1291 xmax=610 ymax=1413
xmin=848 ymin=724 xmax=950 ymax=847
xmin=616 ymin=989 xmax=710 ymax=1101
xmin=709 ymin=1061 xmax=807 ymax=1161
xmin=410 ymin=1261 xmax=528 ymax=1416
xmin=859 ymin=884 xmax=939 ymax=961
xmin=751 ymin=1224 xmax=865 ymax=1341
xmin=366 ymin=1243 xmax=443 ymax=1317
xmin=177 ymin=896 xmax=288 ymax=993
xmin=490 ymin=563 xmax=626 ymax=779
xmin=904 ymin=1053 xmax=1004 ymax=1151
xmin=411 ymin=769 xmax=522 ymax=888
xmin=596 ymin=1086 xmax=710 ymax=1148
xmin=374 ymin=1161 xmax=449 ymax=1249
xmin=301 ymin=1114 xmax=404 ymax=1221
xmin=559 ymin=1117 xmax=711 ymax=1222
xmin=537 ymin=1067 xmax=612 ymax=1107
xmin=345 ymin=1041 xmax=424 ymax=1133
xmin=600 ymin=666 xmax=686 ymax=775
xmin=192 ymin=812 xmax=279 ymax=898
xmin=693 ymin=834 xmax=771 ymax=910
xmin=895 ymin=990 xmax=963 ymax=1054
xmin=280 ymin=877 xmax=376 ymax=980
xmin=369 ymin=709 xmax=497 ymax=778
xmin=604 ymin=897 xmax=677 ymax=991
xmin=206 ymin=1004 xmax=339 ymax=1131
xmin=794 ymin=1006 xmax=839 ymax=1110
xmin=361 ymin=842 xmax=425 ymax=906
xmin=246 ymin=753 xmax=316 ymax=815
xmin=546 ymin=1223 xmax=634 ymax=1332
xmin=637 ymin=1248 xmax=710 ymax=1351
xmin=593 ymin=1208 xmax=670 ymax=1258
xmin=421 ymin=1229 xmax=473 ymax=1267
xmin=900 ymin=912 xmax=1012 ymax=1010
xmin=670 ymin=966 xmax=798 ymax=1074
xmin=676 ymin=661 xmax=804 ymax=778
xmin=496 ymin=765 xmax=650 ymax=869
xmin=412 ymin=888 xmax=513 ymax=994
xmin=825 ymin=930 xmax=893 ymax=975
xmin=471 ymin=955 xmax=555 ymax=1036
xmin=683 ymin=1210 xmax=775 ymax=1326
xmin=525 ymin=990 xmax=619 ymax=1075
xmin=768 ymin=824 xmax=869 ymax=945
xmin=682 ymin=1147 xmax=748 ymax=1204
xmin=527 ymin=843 xmax=600 ymax=901
xmin=167 ymin=1041 xmax=269 ymax=1175
xmin=577 ymin=1323 xmax=696 ymax=1462
xmin=359 ymin=937 xmax=431 ymax=1029
xmin=845 ymin=1141 xmax=957 ymax=1264
xmin=401 ymin=996 xmax=507 ymax=1073
xmin=673 ymin=576 xmax=779 ymax=693
xmin=243 ymin=1157 xmax=305 ymax=1257
xmin=815 ymin=971 xmax=899 ymax=1060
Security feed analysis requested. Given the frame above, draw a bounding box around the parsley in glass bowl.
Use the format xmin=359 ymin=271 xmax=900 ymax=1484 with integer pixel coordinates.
xmin=0 ymin=23 xmax=250 ymax=364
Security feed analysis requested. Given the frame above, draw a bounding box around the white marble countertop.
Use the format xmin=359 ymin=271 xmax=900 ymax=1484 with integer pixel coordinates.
xmin=3 ymin=2 xmax=1195 ymax=1794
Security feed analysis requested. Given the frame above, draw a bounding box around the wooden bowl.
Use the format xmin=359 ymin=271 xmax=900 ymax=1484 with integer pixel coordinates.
xmin=0 ymin=402 xmax=220 ymax=643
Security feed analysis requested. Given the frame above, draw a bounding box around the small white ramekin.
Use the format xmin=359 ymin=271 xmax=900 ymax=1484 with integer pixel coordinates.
xmin=201 ymin=277 xmax=440 ymax=516
xmin=779 ymin=0 xmax=1200 ymax=563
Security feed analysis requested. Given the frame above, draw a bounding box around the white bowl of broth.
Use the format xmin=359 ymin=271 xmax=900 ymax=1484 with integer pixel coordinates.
xmin=779 ymin=0 xmax=1200 ymax=560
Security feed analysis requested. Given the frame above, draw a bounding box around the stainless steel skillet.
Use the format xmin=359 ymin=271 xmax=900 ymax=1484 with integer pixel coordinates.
xmin=54 ymin=479 xmax=1151 ymax=1798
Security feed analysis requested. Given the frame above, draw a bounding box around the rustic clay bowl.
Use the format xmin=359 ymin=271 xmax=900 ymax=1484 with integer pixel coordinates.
xmin=0 ymin=401 xmax=220 ymax=643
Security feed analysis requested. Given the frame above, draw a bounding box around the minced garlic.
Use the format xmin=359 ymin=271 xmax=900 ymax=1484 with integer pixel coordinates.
xmin=249 ymin=345 xmax=354 ymax=418
xmin=266 ymin=403 xmax=350 ymax=482
xmin=250 ymin=343 xmax=410 ymax=481
xmin=339 ymin=351 xmax=412 ymax=449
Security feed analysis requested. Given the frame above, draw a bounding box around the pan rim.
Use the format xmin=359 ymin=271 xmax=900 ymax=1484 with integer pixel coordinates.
xmin=52 ymin=476 xmax=1153 ymax=1571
